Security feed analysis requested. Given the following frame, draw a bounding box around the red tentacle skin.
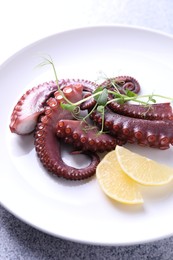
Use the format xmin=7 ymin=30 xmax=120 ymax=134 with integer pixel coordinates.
xmin=90 ymin=108 xmax=173 ymax=150
xmin=80 ymin=76 xmax=140 ymax=111
xmin=59 ymin=78 xmax=98 ymax=92
xmin=9 ymin=79 xmax=98 ymax=135
xmin=80 ymin=93 xmax=96 ymax=110
xmin=9 ymin=81 xmax=57 ymax=134
xmin=56 ymin=119 xmax=125 ymax=152
xmin=107 ymin=102 xmax=173 ymax=120
xmin=9 ymin=74 xmax=173 ymax=181
xmin=102 ymin=76 xmax=141 ymax=94
xmin=34 ymin=84 xmax=100 ymax=180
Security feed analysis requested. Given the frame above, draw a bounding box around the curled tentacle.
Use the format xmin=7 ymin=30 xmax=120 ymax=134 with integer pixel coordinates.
xmin=56 ymin=119 xmax=125 ymax=152
xmin=80 ymin=76 xmax=141 ymax=111
xmin=34 ymin=84 xmax=100 ymax=180
xmin=35 ymin=121 xmax=100 ymax=180
xmin=102 ymin=76 xmax=141 ymax=94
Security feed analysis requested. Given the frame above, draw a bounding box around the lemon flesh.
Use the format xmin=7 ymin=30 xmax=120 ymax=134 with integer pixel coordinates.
xmin=96 ymin=150 xmax=143 ymax=204
xmin=116 ymin=146 xmax=173 ymax=186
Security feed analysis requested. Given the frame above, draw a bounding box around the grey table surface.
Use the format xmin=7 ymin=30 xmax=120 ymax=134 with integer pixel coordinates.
xmin=1 ymin=0 xmax=173 ymax=259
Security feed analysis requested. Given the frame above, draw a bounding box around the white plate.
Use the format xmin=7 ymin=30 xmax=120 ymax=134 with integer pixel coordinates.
xmin=1 ymin=25 xmax=173 ymax=246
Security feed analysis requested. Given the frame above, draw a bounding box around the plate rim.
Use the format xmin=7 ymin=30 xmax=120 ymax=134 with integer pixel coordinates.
xmin=1 ymin=24 xmax=173 ymax=246
xmin=1 ymin=23 xmax=173 ymax=68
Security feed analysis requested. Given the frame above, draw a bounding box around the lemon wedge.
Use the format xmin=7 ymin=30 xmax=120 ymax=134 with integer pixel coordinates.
xmin=116 ymin=146 xmax=173 ymax=186
xmin=96 ymin=150 xmax=143 ymax=204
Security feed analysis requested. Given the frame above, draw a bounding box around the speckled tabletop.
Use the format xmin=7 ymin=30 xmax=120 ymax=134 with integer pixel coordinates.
xmin=1 ymin=0 xmax=173 ymax=259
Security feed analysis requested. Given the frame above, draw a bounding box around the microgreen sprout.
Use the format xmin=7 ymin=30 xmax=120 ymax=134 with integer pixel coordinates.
xmin=39 ymin=56 xmax=173 ymax=134
xmin=38 ymin=55 xmax=74 ymax=107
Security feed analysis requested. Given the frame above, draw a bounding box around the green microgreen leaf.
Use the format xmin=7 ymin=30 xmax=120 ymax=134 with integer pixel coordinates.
xmin=125 ymin=90 xmax=137 ymax=97
xmin=97 ymin=105 xmax=105 ymax=113
xmin=96 ymin=88 xmax=108 ymax=106
xmin=148 ymin=95 xmax=156 ymax=103
xmin=116 ymin=98 xmax=125 ymax=104
xmin=60 ymin=103 xmax=76 ymax=112
xmin=93 ymin=86 xmax=104 ymax=101
xmin=112 ymin=92 xmax=122 ymax=98
xmin=150 ymin=98 xmax=156 ymax=103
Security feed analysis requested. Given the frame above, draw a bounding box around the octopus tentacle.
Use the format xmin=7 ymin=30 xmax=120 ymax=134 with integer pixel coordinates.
xmin=59 ymin=78 xmax=98 ymax=92
xmin=107 ymin=101 xmax=173 ymax=120
xmin=80 ymin=75 xmax=173 ymax=120
xmin=34 ymin=85 xmax=100 ymax=180
xmin=35 ymin=121 xmax=100 ymax=180
xmin=104 ymin=75 xmax=173 ymax=120
xmin=10 ymin=81 xmax=57 ymax=134
xmin=81 ymin=95 xmax=173 ymax=120
xmin=56 ymin=119 xmax=124 ymax=152
xmin=10 ymin=74 xmax=173 ymax=181
xmin=102 ymin=76 xmax=141 ymax=94
xmin=10 ymin=79 xmax=98 ymax=135
xmin=80 ymin=93 xmax=96 ymax=110
xmin=80 ymin=76 xmax=141 ymax=112
xmin=90 ymin=108 xmax=173 ymax=150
